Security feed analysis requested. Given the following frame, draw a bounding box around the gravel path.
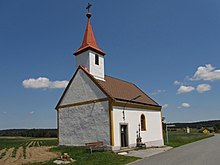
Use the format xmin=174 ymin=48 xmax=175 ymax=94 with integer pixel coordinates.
xmin=126 ymin=146 xmax=172 ymax=158
xmin=132 ymin=134 xmax=220 ymax=165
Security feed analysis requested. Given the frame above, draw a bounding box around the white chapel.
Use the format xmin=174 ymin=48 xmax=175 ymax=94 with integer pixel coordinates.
xmin=55 ymin=5 xmax=164 ymax=151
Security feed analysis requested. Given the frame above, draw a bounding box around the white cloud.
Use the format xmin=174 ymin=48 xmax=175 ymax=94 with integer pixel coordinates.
xmin=177 ymin=85 xmax=195 ymax=94
xmin=182 ymin=103 xmax=190 ymax=108
xmin=196 ymin=84 xmax=211 ymax=93
xmin=50 ymin=80 xmax=69 ymax=89
xmin=22 ymin=77 xmax=68 ymax=89
xmin=191 ymin=64 xmax=220 ymax=81
xmin=178 ymin=103 xmax=191 ymax=109
xmin=162 ymin=104 xmax=168 ymax=109
xmin=151 ymin=89 xmax=166 ymax=95
xmin=23 ymin=77 xmax=50 ymax=88
xmin=174 ymin=80 xmax=181 ymax=85
xmin=29 ymin=111 xmax=34 ymax=115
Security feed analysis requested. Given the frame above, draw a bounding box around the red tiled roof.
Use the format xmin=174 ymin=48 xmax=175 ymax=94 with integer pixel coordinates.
xmin=74 ymin=15 xmax=105 ymax=56
xmin=96 ymin=76 xmax=159 ymax=107
xmin=55 ymin=66 xmax=160 ymax=110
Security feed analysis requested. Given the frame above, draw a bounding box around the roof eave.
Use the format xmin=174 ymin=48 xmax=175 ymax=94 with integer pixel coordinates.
xmin=115 ymin=98 xmax=161 ymax=107
xmin=113 ymin=99 xmax=162 ymax=111
xmin=74 ymin=46 xmax=105 ymax=56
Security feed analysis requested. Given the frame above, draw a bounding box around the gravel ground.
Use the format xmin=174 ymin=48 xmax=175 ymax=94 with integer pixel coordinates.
xmin=126 ymin=146 xmax=172 ymax=158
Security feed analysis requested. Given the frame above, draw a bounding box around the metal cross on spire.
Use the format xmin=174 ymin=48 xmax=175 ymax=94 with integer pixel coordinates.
xmin=86 ymin=3 xmax=92 ymax=18
xmin=86 ymin=3 xmax=92 ymax=13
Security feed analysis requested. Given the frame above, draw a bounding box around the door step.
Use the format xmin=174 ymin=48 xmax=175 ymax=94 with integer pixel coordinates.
xmin=116 ymin=147 xmax=136 ymax=153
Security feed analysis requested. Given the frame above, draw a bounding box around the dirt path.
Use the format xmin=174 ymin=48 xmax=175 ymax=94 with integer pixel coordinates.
xmin=24 ymin=146 xmax=59 ymax=164
xmin=0 ymin=146 xmax=59 ymax=165
xmin=0 ymin=148 xmax=13 ymax=164
xmin=16 ymin=147 xmax=23 ymax=159
xmin=1 ymin=147 xmax=23 ymax=165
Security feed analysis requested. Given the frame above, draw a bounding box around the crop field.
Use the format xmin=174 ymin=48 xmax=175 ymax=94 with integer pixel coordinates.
xmin=0 ymin=137 xmax=59 ymax=165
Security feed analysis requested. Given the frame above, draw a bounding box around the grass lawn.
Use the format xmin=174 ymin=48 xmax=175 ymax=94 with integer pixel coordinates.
xmin=164 ymin=131 xmax=214 ymax=147
xmin=27 ymin=146 xmax=139 ymax=165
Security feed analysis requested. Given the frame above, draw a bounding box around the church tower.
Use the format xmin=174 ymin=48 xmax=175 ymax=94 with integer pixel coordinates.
xmin=74 ymin=3 xmax=105 ymax=81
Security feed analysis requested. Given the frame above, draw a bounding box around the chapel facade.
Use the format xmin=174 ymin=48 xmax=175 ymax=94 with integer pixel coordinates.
xmin=56 ymin=5 xmax=164 ymax=151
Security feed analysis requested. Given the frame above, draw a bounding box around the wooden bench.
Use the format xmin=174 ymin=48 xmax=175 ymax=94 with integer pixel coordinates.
xmin=85 ymin=141 xmax=106 ymax=153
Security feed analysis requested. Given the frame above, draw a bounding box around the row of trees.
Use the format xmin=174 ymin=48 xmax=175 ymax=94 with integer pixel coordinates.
xmin=0 ymin=129 xmax=57 ymax=137
xmin=168 ymin=120 xmax=220 ymax=131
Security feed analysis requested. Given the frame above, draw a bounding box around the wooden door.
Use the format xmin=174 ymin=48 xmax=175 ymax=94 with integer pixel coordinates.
xmin=120 ymin=124 xmax=128 ymax=147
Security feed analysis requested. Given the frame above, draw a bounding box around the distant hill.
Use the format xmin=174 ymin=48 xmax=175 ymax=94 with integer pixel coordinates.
xmin=169 ymin=120 xmax=220 ymax=130
xmin=0 ymin=129 xmax=57 ymax=137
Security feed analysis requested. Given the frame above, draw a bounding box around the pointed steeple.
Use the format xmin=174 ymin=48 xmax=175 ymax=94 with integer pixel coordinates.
xmin=74 ymin=4 xmax=105 ymax=56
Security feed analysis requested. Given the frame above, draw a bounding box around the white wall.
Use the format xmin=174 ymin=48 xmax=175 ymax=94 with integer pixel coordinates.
xmin=113 ymin=106 xmax=163 ymax=149
xmin=89 ymin=51 xmax=104 ymax=80
xmin=60 ymin=68 xmax=106 ymax=106
xmin=59 ymin=101 xmax=110 ymax=146
xmin=76 ymin=51 xmax=89 ymax=70
xmin=58 ymin=67 xmax=110 ymax=146
xmin=76 ymin=50 xmax=105 ymax=81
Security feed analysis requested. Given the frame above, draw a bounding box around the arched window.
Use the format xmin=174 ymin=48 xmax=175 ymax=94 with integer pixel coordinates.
xmin=141 ymin=114 xmax=146 ymax=131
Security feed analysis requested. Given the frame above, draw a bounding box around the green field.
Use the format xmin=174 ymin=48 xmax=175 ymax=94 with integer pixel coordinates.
xmin=0 ymin=137 xmax=58 ymax=160
xmin=0 ymin=137 xmax=58 ymax=149
xmin=164 ymin=130 xmax=214 ymax=147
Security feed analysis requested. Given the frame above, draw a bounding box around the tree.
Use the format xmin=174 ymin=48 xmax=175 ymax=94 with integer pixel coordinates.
xmin=214 ymin=123 xmax=220 ymax=131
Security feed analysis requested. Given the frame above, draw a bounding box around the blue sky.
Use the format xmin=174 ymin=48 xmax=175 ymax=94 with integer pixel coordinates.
xmin=0 ymin=0 xmax=220 ymax=129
